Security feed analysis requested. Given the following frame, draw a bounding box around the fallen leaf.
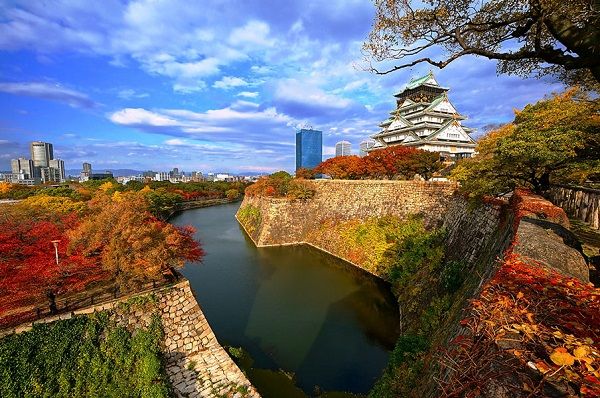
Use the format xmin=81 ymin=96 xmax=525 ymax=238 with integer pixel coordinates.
xmin=574 ymin=346 xmax=591 ymax=359
xmin=550 ymin=348 xmax=575 ymax=366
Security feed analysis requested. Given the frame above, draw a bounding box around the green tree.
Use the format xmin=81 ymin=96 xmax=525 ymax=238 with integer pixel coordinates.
xmin=451 ymin=89 xmax=600 ymax=196
xmin=225 ymin=189 xmax=240 ymax=200
xmin=364 ymin=0 xmax=600 ymax=89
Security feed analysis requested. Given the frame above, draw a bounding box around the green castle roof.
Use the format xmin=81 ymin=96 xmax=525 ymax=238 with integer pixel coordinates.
xmin=406 ymin=71 xmax=435 ymax=90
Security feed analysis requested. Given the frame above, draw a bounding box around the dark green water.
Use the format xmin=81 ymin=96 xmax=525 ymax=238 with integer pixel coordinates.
xmin=171 ymin=203 xmax=399 ymax=396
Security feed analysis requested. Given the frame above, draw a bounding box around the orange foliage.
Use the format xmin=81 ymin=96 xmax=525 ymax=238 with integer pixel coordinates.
xmin=314 ymin=146 xmax=442 ymax=180
xmin=440 ymin=191 xmax=599 ymax=396
xmin=512 ymin=188 xmax=570 ymax=228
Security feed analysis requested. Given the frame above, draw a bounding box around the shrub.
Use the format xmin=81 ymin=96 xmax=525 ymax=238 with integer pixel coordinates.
xmin=237 ymin=205 xmax=261 ymax=234
xmin=286 ymin=179 xmax=316 ymax=200
xmin=295 ymin=168 xmax=315 ymax=179
xmin=244 ymin=171 xmax=314 ymax=200
xmin=225 ymin=189 xmax=240 ymax=200
xmin=0 ymin=313 xmax=171 ymax=398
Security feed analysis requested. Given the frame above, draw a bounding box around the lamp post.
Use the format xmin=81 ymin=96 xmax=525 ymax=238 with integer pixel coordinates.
xmin=51 ymin=240 xmax=60 ymax=266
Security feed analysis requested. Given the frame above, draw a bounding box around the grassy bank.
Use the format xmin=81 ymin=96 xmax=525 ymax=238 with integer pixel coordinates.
xmin=0 ymin=313 xmax=171 ymax=398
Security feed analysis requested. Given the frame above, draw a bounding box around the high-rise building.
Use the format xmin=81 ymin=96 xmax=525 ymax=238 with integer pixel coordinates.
xmin=372 ymin=71 xmax=476 ymax=159
xmin=11 ymin=157 xmax=34 ymax=179
xmin=155 ymin=172 xmax=169 ymax=181
xmin=80 ymin=162 xmax=92 ymax=182
xmin=295 ymin=128 xmax=322 ymax=171
xmin=359 ymin=140 xmax=376 ymax=157
xmin=40 ymin=167 xmax=61 ymax=184
xmin=30 ymin=141 xmax=53 ymax=168
xmin=335 ymin=141 xmax=352 ymax=157
xmin=49 ymin=159 xmax=65 ymax=182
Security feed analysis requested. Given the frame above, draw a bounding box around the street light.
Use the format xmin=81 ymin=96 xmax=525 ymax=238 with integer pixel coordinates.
xmin=51 ymin=240 xmax=60 ymax=266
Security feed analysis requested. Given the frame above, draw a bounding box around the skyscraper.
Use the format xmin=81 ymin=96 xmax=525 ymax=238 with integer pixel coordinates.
xmin=295 ymin=128 xmax=322 ymax=171
xmin=359 ymin=140 xmax=376 ymax=157
xmin=335 ymin=141 xmax=352 ymax=157
xmin=30 ymin=141 xmax=53 ymax=168
xmin=11 ymin=157 xmax=34 ymax=179
xmin=49 ymin=159 xmax=65 ymax=182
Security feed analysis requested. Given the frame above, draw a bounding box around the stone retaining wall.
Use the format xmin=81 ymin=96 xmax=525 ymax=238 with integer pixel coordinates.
xmin=1 ymin=280 xmax=259 ymax=398
xmin=239 ymin=179 xmax=458 ymax=246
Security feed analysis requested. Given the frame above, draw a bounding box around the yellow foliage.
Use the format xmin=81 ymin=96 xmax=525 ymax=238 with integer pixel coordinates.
xmin=550 ymin=348 xmax=575 ymax=366
xmin=0 ymin=182 xmax=10 ymax=195
xmin=112 ymin=191 xmax=123 ymax=202
xmin=140 ymin=185 xmax=152 ymax=193
xmin=18 ymin=195 xmax=86 ymax=214
xmin=99 ymin=181 xmax=114 ymax=192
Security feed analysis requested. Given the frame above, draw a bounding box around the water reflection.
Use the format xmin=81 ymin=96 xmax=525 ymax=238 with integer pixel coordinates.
xmin=171 ymin=203 xmax=399 ymax=395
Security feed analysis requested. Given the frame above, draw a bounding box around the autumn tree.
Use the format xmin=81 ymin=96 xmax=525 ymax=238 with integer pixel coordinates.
xmin=314 ymin=156 xmax=365 ymax=179
xmin=451 ymin=89 xmax=600 ymax=196
xmin=68 ymin=192 xmax=203 ymax=289
xmin=295 ymin=167 xmax=316 ymax=179
xmin=363 ymin=0 xmax=600 ymax=89
xmin=0 ymin=207 xmax=102 ymax=322
xmin=143 ymin=188 xmax=183 ymax=219
xmin=367 ymin=146 xmax=443 ymax=179
xmin=225 ymin=189 xmax=240 ymax=200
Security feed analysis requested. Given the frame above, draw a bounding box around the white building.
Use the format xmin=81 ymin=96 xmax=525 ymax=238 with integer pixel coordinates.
xmin=359 ymin=140 xmax=376 ymax=157
xmin=335 ymin=141 xmax=352 ymax=157
xmin=372 ymin=71 xmax=476 ymax=159
xmin=49 ymin=159 xmax=66 ymax=182
xmin=155 ymin=172 xmax=169 ymax=181
xmin=11 ymin=157 xmax=34 ymax=179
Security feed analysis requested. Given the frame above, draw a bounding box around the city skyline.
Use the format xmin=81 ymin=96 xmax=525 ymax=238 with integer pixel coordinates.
xmin=0 ymin=1 xmax=563 ymax=173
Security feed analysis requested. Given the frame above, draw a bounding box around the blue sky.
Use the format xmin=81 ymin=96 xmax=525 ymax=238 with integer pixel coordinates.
xmin=0 ymin=0 xmax=563 ymax=174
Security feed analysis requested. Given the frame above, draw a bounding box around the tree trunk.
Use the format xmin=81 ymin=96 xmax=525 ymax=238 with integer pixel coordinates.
xmin=47 ymin=290 xmax=57 ymax=315
xmin=539 ymin=172 xmax=551 ymax=192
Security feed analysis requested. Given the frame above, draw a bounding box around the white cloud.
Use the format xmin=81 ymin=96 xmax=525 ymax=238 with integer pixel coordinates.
xmin=213 ymin=76 xmax=248 ymax=90
xmin=117 ymin=89 xmax=149 ymax=99
xmin=250 ymin=65 xmax=271 ymax=74
xmin=164 ymin=138 xmax=186 ymax=145
xmin=109 ymin=108 xmax=179 ymax=127
xmin=229 ymin=20 xmax=274 ymax=48
xmin=274 ymin=79 xmax=353 ymax=109
xmin=173 ymin=81 xmax=207 ymax=94
xmin=109 ymin=104 xmax=295 ymax=136
xmin=237 ymin=91 xmax=259 ymax=98
xmin=0 ymin=81 xmax=96 ymax=108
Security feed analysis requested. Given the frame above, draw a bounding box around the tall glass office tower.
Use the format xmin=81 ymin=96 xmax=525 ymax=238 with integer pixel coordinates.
xmin=295 ymin=128 xmax=322 ymax=171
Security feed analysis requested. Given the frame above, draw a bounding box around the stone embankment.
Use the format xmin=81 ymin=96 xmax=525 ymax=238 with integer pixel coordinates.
xmin=237 ymin=180 xmax=594 ymax=397
xmin=547 ymin=184 xmax=600 ymax=229
xmin=239 ymin=179 xmax=458 ymax=247
xmin=1 ymin=280 xmax=259 ymax=398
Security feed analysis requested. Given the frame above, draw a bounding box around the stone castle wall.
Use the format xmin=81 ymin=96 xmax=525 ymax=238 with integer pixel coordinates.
xmin=238 ymin=181 xmax=591 ymax=398
xmin=1 ymin=280 xmax=258 ymax=398
xmin=239 ymin=179 xmax=458 ymax=247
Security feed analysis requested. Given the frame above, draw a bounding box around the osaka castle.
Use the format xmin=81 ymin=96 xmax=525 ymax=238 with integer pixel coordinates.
xmin=371 ymin=71 xmax=476 ymax=159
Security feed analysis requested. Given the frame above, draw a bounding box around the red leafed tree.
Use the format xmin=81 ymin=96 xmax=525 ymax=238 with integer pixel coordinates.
xmin=0 ymin=214 xmax=104 ymax=325
xmin=314 ymin=156 xmax=365 ymax=179
xmin=313 ymin=147 xmax=442 ymax=180
xmin=366 ymin=146 xmax=420 ymax=179
xmin=365 ymin=146 xmax=442 ymax=179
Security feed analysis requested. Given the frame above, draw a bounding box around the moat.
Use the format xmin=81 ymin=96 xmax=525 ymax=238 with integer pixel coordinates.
xmin=172 ymin=202 xmax=400 ymax=396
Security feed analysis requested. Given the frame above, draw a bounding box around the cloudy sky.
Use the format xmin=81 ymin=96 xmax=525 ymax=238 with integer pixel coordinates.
xmin=0 ymin=0 xmax=563 ymax=174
